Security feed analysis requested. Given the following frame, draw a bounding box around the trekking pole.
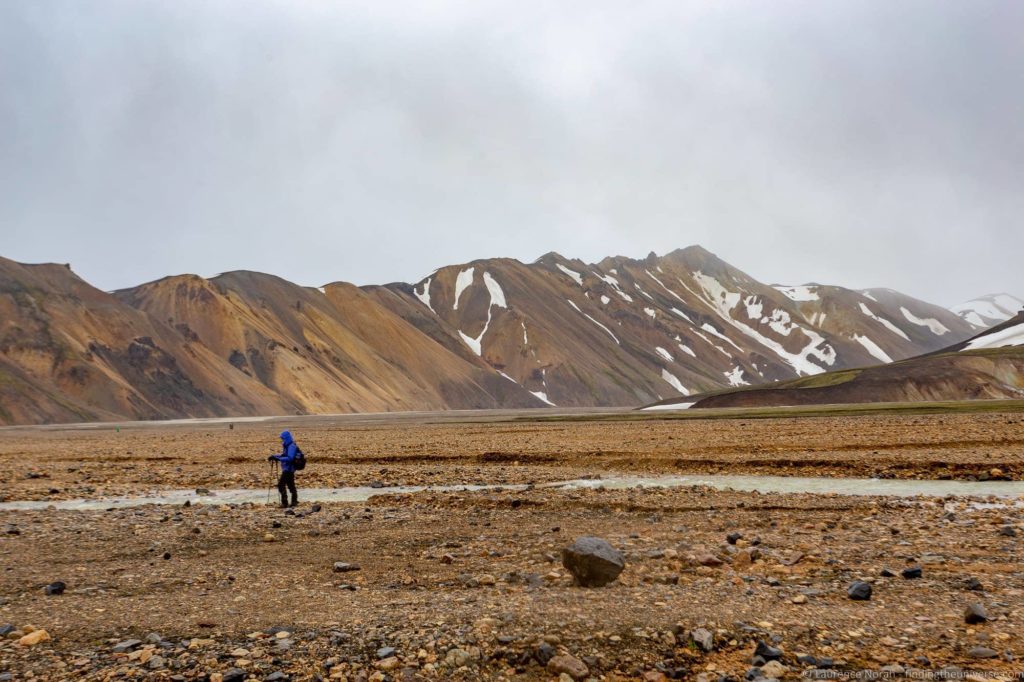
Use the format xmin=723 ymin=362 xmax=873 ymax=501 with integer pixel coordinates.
xmin=266 ymin=460 xmax=274 ymax=505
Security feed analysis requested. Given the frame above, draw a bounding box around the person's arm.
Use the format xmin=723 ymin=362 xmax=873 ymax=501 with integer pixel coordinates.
xmin=283 ymin=442 xmax=297 ymax=463
xmin=269 ymin=444 xmax=286 ymax=462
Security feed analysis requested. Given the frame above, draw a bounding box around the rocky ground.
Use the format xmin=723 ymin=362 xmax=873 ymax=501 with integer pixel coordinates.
xmin=1 ymin=410 xmax=1023 ymax=503
xmin=0 ymin=409 xmax=1022 ymax=680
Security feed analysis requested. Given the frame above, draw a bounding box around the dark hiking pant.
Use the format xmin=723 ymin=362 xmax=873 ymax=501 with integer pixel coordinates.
xmin=278 ymin=470 xmax=297 ymax=507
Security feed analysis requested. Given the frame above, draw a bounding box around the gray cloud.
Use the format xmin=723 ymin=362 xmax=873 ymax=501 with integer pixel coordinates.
xmin=1 ymin=0 xmax=1021 ymax=306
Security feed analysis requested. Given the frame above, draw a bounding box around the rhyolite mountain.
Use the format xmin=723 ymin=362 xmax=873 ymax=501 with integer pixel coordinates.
xmin=0 ymin=247 xmax=1005 ymax=424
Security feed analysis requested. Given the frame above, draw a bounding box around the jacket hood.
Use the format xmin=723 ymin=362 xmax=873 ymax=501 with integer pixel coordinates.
xmin=280 ymin=431 xmax=293 ymax=444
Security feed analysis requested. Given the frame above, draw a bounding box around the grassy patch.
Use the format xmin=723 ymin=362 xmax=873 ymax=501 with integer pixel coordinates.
xmin=514 ymin=399 xmax=1024 ymax=424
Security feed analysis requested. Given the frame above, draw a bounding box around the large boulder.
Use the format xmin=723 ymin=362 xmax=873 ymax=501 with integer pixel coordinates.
xmin=561 ymin=536 xmax=625 ymax=587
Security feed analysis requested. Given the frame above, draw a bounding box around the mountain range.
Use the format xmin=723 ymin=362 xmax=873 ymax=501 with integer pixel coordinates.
xmin=0 ymin=246 xmax=1018 ymax=424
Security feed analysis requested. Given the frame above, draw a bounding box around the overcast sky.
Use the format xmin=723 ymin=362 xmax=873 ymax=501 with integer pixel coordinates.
xmin=1 ymin=1 xmax=1021 ymax=306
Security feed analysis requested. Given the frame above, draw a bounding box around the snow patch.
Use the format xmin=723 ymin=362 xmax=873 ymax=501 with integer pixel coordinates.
xmin=644 ymin=307 xmax=657 ymax=319
xmin=859 ymin=303 xmax=910 ymax=340
xmin=952 ymin=294 xmax=1023 ymax=326
xmin=530 ymin=391 xmax=556 ymax=406
xmin=670 ymin=307 xmax=693 ymax=324
xmin=638 ymin=399 xmax=696 ymax=409
xmin=661 ymin=369 xmax=689 ymax=395
xmin=900 ymin=307 xmax=949 ymax=335
xmin=963 ymin=321 xmax=1024 ymax=350
xmin=414 ymin=278 xmax=434 ymax=312
xmin=724 ymin=366 xmax=748 ymax=387
xmin=852 ymin=334 xmax=893 ymax=363
xmin=701 ymin=323 xmax=743 ymax=351
xmin=744 ymin=296 xmax=763 ymax=320
xmin=655 ymin=346 xmax=673 ymax=362
xmin=774 ymin=285 xmax=819 ymax=302
xmin=678 ymin=343 xmax=696 ymax=358
xmin=453 ymin=267 xmax=475 ymax=310
xmin=693 ymin=271 xmax=741 ymax=311
xmin=483 ymin=272 xmax=507 ymax=308
xmin=457 ymin=271 xmax=506 ymax=355
xmin=634 ymin=283 xmax=655 ymax=301
xmin=556 ymin=263 xmax=584 ymax=286
xmin=600 ymin=295 xmax=611 ymax=305
xmin=567 ymin=300 xmax=620 ymax=344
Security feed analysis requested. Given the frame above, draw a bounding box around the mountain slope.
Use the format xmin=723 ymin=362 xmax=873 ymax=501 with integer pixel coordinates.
xmin=646 ymin=312 xmax=1024 ymax=410
xmin=377 ymin=246 xmax=977 ymax=407
xmin=0 ymin=247 xmax=991 ymax=424
xmin=117 ymin=272 xmax=541 ymax=414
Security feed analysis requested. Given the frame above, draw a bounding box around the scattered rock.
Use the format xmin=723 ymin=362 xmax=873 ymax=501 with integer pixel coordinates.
xmin=333 ymin=562 xmax=361 ymax=573
xmin=222 ymin=669 xmax=247 ymax=682
xmin=696 ymin=552 xmax=724 ymax=567
xmin=964 ymin=603 xmax=988 ymax=624
xmin=761 ymin=660 xmax=788 ymax=678
xmin=18 ymin=629 xmax=50 ymax=647
xmin=547 ymin=654 xmax=589 ymax=680
xmin=690 ymin=627 xmax=714 ymax=652
xmin=262 ymin=533 xmax=276 ymax=542
xmin=754 ymin=640 xmax=783 ymax=662
xmin=534 ymin=641 xmax=557 ymax=665
xmin=901 ymin=566 xmax=922 ymax=579
xmin=43 ymin=581 xmax=66 ymax=595
xmin=561 ymin=536 xmax=625 ymax=587
xmin=376 ymin=646 xmax=396 ymax=659
xmin=967 ymin=646 xmax=998 ymax=659
xmin=112 ymin=639 xmax=142 ymax=653
xmin=847 ymin=581 xmax=872 ymax=600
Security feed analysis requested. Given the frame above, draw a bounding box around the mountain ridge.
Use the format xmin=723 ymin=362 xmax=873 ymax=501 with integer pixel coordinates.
xmin=0 ymin=247 xmax=1009 ymax=424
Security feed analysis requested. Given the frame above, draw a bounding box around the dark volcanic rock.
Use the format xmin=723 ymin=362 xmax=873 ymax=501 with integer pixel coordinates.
xmin=561 ymin=536 xmax=625 ymax=587
xmin=847 ymin=581 xmax=872 ymax=600
xmin=44 ymin=581 xmax=66 ymax=595
xmin=901 ymin=566 xmax=922 ymax=579
xmin=754 ymin=640 xmax=783 ymax=661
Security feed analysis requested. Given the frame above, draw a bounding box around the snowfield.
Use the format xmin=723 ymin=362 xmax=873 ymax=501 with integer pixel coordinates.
xmin=692 ymin=271 xmax=835 ymax=376
xmin=951 ymin=294 xmax=1023 ymax=327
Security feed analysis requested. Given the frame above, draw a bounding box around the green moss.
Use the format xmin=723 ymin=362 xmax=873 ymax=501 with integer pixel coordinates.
xmin=514 ymin=398 xmax=1024 ymax=424
xmin=776 ymin=368 xmax=862 ymax=390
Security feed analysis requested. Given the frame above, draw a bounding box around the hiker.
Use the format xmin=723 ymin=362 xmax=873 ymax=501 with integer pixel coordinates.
xmin=268 ymin=430 xmax=303 ymax=508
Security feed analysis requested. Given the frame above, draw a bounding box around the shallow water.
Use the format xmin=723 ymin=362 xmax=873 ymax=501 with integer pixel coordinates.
xmin=2 ymin=474 xmax=1023 ymax=511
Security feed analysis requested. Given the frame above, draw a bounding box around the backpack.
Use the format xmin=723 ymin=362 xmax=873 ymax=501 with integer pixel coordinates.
xmin=293 ymin=445 xmax=307 ymax=471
